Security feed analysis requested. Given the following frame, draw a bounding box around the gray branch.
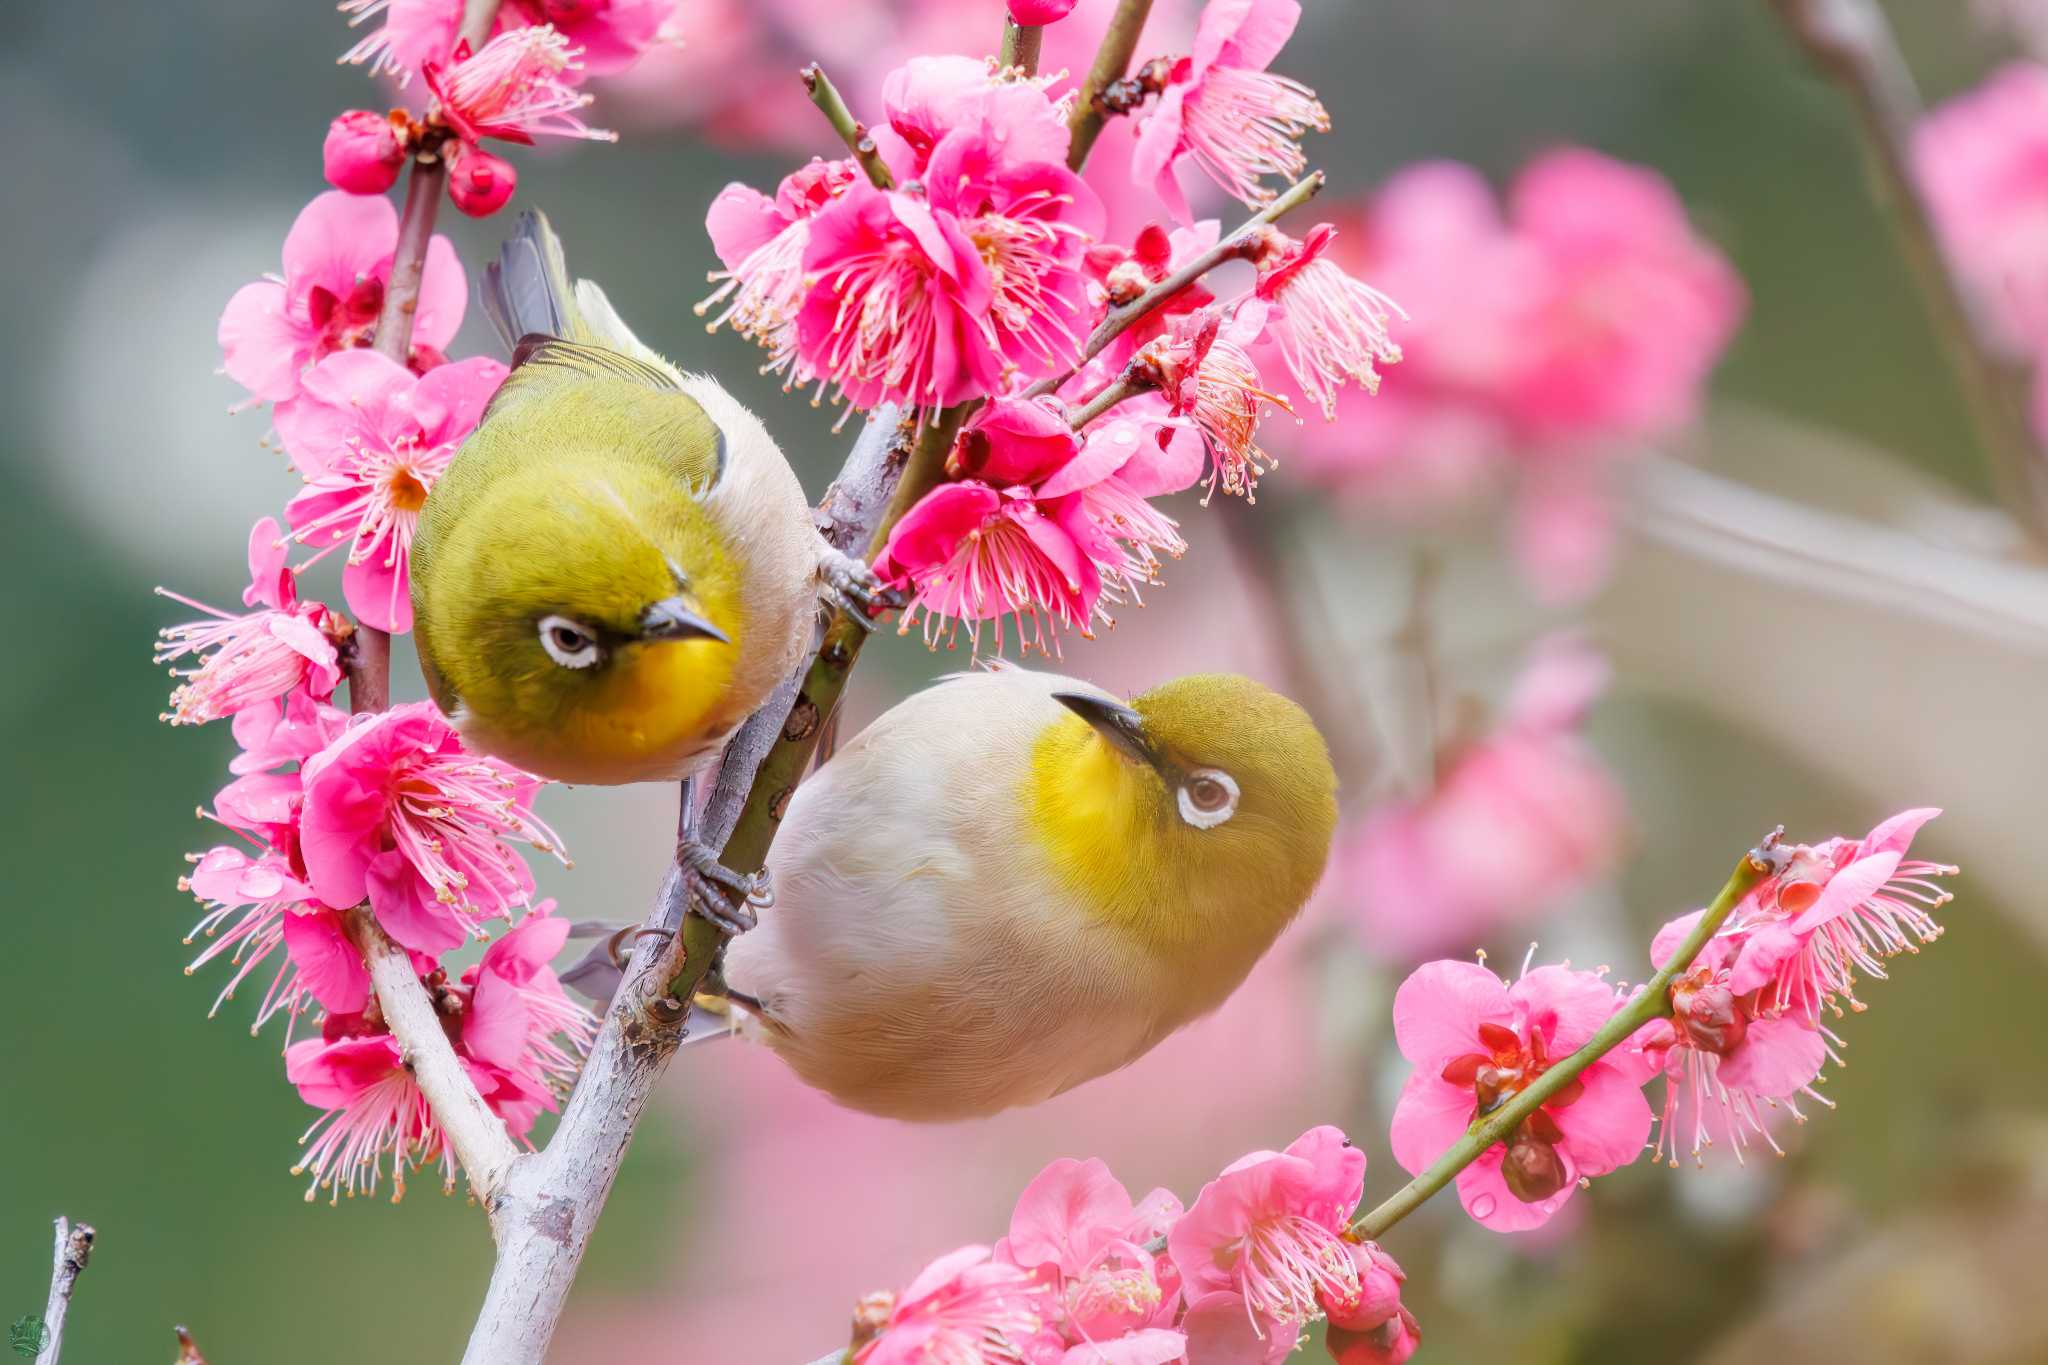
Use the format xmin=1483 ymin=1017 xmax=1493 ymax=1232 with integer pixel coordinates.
xmin=35 ymin=1217 xmax=94 ymax=1365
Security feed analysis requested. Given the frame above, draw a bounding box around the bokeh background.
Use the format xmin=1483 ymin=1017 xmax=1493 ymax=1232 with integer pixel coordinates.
xmin=5 ymin=0 xmax=2047 ymax=1361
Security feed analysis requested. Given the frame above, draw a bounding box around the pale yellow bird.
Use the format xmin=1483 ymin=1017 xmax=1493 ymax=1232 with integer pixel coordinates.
xmin=718 ymin=666 xmax=1338 ymax=1121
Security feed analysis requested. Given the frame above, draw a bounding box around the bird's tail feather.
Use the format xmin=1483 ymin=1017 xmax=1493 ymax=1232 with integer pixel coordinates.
xmin=481 ymin=209 xmax=579 ymax=349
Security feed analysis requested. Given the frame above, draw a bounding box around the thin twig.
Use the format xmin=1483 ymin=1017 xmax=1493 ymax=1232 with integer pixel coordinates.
xmin=1023 ymin=170 xmax=1325 ymax=398
xmin=1067 ymin=0 xmax=1156 ymax=170
xmin=345 ymin=908 xmax=520 ymax=1207
xmin=1064 ymin=368 xmax=1154 ymax=429
xmin=999 ymin=19 xmax=1044 ymax=75
xmin=802 ymin=64 xmax=894 ymax=190
xmin=1768 ymin=0 xmax=2048 ymax=542
xmin=35 ymin=1217 xmax=94 ymax=1365
xmin=174 ymin=1326 xmax=208 ymax=1365
xmin=1349 ymin=836 xmax=1785 ymax=1238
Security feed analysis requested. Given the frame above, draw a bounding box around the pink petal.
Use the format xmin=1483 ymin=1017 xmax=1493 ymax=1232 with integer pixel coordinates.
xmin=365 ymin=848 xmax=467 ymax=954
xmin=1648 ymin=909 xmax=1706 ymax=971
xmin=706 ymin=182 xmax=788 ymax=268
xmin=1193 ymin=0 xmax=1300 ymax=76
xmin=411 ymin=232 xmax=469 ymax=352
xmin=1718 ymin=1015 xmax=1827 ymax=1098
xmin=281 ymin=191 xmax=399 ymax=315
xmin=1455 ymin=1149 xmax=1573 ymax=1231
xmin=343 ymin=552 xmax=412 ymax=635
xmin=1512 ymin=965 xmax=1622 ymax=1056
xmin=280 ymin=909 xmax=371 ymax=1012
xmin=218 ymin=280 xmax=309 ymax=403
xmin=1390 ymin=959 xmax=1511 ymax=1065
xmin=244 ymin=516 xmax=293 ymax=610
xmin=1727 ymin=922 xmax=1803 ymax=997
xmin=1790 ymin=851 xmax=1903 ymax=934
xmin=1388 ymin=1069 xmax=1476 ymax=1177
xmin=1551 ymin=1061 xmax=1652 ymax=1177
xmin=412 ymin=355 xmax=507 ymax=446
xmin=463 ymin=966 xmax=534 ymax=1070
xmin=1180 ymin=1291 xmax=1299 ymax=1365
xmin=1860 ymin=807 xmax=1941 ymax=857
xmin=1061 ymin=1329 xmax=1188 ymax=1365
xmin=1007 ymin=1157 xmax=1134 ymax=1274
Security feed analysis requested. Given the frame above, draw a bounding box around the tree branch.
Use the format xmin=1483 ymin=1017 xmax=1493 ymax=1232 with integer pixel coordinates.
xmin=34 ymin=1217 xmax=94 ymax=1365
xmin=1767 ymin=0 xmax=2048 ymax=542
xmin=346 ymin=908 xmax=521 ymax=1210
xmin=173 ymin=1326 xmax=208 ymax=1365
xmin=1022 ymin=170 xmax=1325 ymax=398
xmin=999 ymin=18 xmax=1044 ymax=75
xmin=1348 ymin=834 xmax=1786 ymax=1239
xmin=1066 ymin=0 xmax=1156 ymax=170
xmin=802 ymin=64 xmax=895 ymax=190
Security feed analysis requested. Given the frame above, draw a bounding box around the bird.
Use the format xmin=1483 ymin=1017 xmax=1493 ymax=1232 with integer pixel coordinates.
xmin=410 ymin=212 xmax=887 ymax=922
xmin=717 ymin=665 xmax=1338 ymax=1121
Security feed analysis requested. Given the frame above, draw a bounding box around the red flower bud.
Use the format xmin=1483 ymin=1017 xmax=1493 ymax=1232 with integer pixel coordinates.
xmin=323 ymin=110 xmax=406 ymax=195
xmin=447 ymin=144 xmax=517 ymax=217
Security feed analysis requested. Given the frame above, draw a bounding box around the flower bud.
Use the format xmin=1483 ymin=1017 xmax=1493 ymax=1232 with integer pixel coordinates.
xmin=1501 ymin=1121 xmax=1570 ymax=1203
xmin=1672 ymin=975 xmax=1748 ymax=1056
xmin=447 ymin=144 xmax=517 ymax=217
xmin=323 ymin=110 xmax=406 ymax=195
xmin=1008 ymin=0 xmax=1080 ymax=23
xmin=1320 ymin=1241 xmax=1406 ymax=1331
xmin=1326 ymin=1306 xmax=1422 ymax=1365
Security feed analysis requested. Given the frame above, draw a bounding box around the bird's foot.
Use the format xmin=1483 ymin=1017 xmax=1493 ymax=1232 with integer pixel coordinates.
xmin=677 ymin=838 xmax=773 ymax=936
xmin=817 ymin=548 xmax=902 ymax=632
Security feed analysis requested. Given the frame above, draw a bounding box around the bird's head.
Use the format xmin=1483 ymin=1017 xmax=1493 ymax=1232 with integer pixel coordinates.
xmin=1030 ymin=673 xmax=1338 ymax=962
xmin=416 ymin=462 xmax=744 ymax=782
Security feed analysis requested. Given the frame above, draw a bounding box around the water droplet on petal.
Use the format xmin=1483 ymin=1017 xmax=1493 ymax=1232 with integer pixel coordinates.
xmin=1470 ymin=1194 xmax=1496 ymax=1219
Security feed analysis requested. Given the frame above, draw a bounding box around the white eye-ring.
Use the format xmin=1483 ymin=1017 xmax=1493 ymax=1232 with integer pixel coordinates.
xmin=538 ymin=614 xmax=603 ymax=669
xmin=1177 ymin=768 xmax=1239 ymax=829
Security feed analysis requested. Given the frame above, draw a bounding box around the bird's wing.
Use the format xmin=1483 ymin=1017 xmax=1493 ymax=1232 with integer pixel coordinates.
xmin=481 ymin=210 xmax=577 ymax=349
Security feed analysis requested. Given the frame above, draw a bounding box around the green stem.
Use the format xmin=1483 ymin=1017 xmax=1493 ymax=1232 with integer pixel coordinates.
xmin=1022 ymin=170 xmax=1325 ymax=399
xmin=1067 ymin=0 xmax=1156 ymax=171
xmin=661 ymin=408 xmax=967 ymax=1002
xmin=1348 ymin=834 xmax=1786 ymax=1239
xmin=1767 ymin=0 xmax=2048 ymax=543
xmin=1065 ymin=369 xmax=1154 ymax=428
xmin=999 ymin=19 xmax=1044 ymax=74
xmin=802 ymin=64 xmax=895 ymax=190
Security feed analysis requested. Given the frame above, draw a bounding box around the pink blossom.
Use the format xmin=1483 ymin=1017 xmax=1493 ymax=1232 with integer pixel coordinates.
xmin=1178 ymin=1290 xmax=1297 ymax=1364
xmin=796 ymin=180 xmax=1004 ymax=409
xmin=1166 ymin=1125 xmax=1366 ymax=1338
xmin=874 ymin=480 xmax=1101 ymax=657
xmin=1084 ymin=221 xmax=1221 ymax=368
xmin=156 ymin=518 xmax=343 ymax=726
xmin=1130 ymin=0 xmax=1327 ymax=220
xmin=700 ymin=158 xmax=859 ymax=379
xmin=1335 ymin=635 xmax=1626 ymax=962
xmin=1037 ymin=407 xmax=1203 ymax=604
xmin=1390 ymin=960 xmax=1652 ymax=1231
xmin=1143 ymin=305 xmax=1291 ymax=503
xmin=424 ymin=27 xmax=618 ymax=147
xmin=854 ymin=1244 xmax=1052 ymax=1365
xmin=998 ymin=1157 xmax=1183 ymax=1348
xmin=340 ymin=0 xmax=471 ymax=81
xmin=1915 ymin=64 xmax=2048 ymax=348
xmin=876 ymin=56 xmax=1072 ymax=181
xmin=274 ymin=350 xmax=505 ymax=633
xmin=949 ymin=397 xmax=1084 ymax=485
xmin=323 ymin=110 xmax=407 ymax=194
xmin=179 ymin=844 xmax=330 ymax=1031
xmin=287 ymin=1024 xmax=443 ymax=1201
xmin=1249 ymin=223 xmax=1404 ymax=420
xmin=1009 ymin=0 xmax=1081 ymax=24
xmin=343 ymin=0 xmax=677 ymax=84
xmin=218 ymin=192 xmax=465 ymax=405
xmin=297 ymin=702 xmax=565 ymax=953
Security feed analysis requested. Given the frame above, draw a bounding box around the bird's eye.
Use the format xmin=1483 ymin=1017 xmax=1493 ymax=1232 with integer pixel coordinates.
xmin=1177 ymin=768 xmax=1239 ymax=829
xmin=538 ymin=614 xmax=602 ymax=669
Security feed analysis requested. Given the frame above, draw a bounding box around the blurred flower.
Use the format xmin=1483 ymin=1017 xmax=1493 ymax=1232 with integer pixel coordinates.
xmin=1167 ymin=1124 xmax=1366 ymax=1338
xmin=1390 ymin=960 xmax=1651 ymax=1231
xmin=997 ymin=1157 xmax=1183 ymax=1346
xmin=1272 ymin=151 xmax=1743 ymax=599
xmin=853 ymin=1244 xmax=1051 ymax=1364
xmin=156 ymin=518 xmax=342 ymax=726
xmin=297 ymin=701 xmax=565 ymax=954
xmin=1248 ymin=223 xmax=1404 ymax=420
xmin=1916 ymin=64 xmax=2048 ymax=350
xmin=1332 ymin=634 xmax=1625 ymax=962
xmin=1131 ymin=0 xmax=1326 ymax=220
xmin=342 ymin=0 xmax=677 ymax=83
xmin=322 ymin=110 xmax=408 ymax=194
xmin=274 ymin=350 xmax=506 ymax=633
xmin=217 ymin=191 xmax=465 ymax=405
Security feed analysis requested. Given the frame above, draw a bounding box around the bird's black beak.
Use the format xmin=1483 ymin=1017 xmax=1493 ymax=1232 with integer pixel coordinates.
xmin=639 ymin=597 xmax=729 ymax=644
xmin=1053 ymin=691 xmax=1163 ymax=771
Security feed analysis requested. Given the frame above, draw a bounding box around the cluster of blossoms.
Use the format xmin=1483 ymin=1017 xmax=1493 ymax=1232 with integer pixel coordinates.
xmin=1386 ymin=811 xmax=1951 ymax=1233
xmin=1915 ymin=62 xmax=2048 ymax=438
xmin=703 ymin=0 xmax=1404 ymax=654
xmin=1269 ymin=150 xmax=1746 ymax=602
xmin=331 ymin=0 xmax=675 ymax=214
xmin=852 ymin=1130 xmax=1419 ymax=1365
xmin=1328 ymin=634 xmax=1627 ymax=963
xmin=161 ymin=0 xmax=679 ymax=1198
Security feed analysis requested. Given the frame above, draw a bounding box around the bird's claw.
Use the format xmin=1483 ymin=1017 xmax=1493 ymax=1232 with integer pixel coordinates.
xmin=818 ymin=548 xmax=902 ymax=631
xmin=678 ymin=838 xmax=772 ymax=936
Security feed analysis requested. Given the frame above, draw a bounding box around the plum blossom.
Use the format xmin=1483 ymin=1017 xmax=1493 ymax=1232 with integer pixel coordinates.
xmin=873 ymin=55 xmax=1073 ymax=181
xmin=1248 ymin=223 xmax=1404 ymax=420
xmin=1334 ymin=635 xmax=1626 ymax=962
xmin=156 ymin=518 xmax=343 ymax=727
xmin=700 ymin=157 xmax=859 ymax=379
xmin=341 ymin=0 xmax=676 ymax=83
xmin=1321 ymin=1242 xmax=1419 ymax=1365
xmin=274 ymin=350 xmax=506 ymax=633
xmin=853 ymin=1244 xmax=1052 ymax=1365
xmin=1084 ymin=220 xmax=1220 ymax=368
xmin=1142 ymin=304 xmax=1292 ymax=503
xmin=218 ymin=192 xmax=465 ymax=405
xmin=323 ymin=109 xmax=407 ymax=194
xmin=1131 ymin=0 xmax=1327 ymax=220
xmin=1166 ymin=1124 xmax=1366 ymax=1339
xmin=1390 ymin=960 xmax=1652 ymax=1231
xmin=996 ymin=1157 xmax=1184 ymax=1352
xmin=424 ymin=26 xmax=617 ymax=147
xmin=298 ymin=702 xmax=566 ymax=954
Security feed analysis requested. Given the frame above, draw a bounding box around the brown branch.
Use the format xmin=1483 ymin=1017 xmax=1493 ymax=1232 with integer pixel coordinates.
xmin=999 ymin=18 xmax=1044 ymax=75
xmin=1067 ymin=0 xmax=1156 ymax=170
xmin=1768 ymin=0 xmax=2048 ymax=542
xmin=34 ymin=1217 xmax=94 ymax=1365
xmin=173 ymin=1326 xmax=208 ymax=1365
xmin=802 ymin=64 xmax=895 ymax=190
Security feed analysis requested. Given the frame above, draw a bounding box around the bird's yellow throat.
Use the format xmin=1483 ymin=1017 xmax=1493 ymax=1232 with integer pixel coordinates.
xmin=562 ymin=625 xmax=743 ymax=770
